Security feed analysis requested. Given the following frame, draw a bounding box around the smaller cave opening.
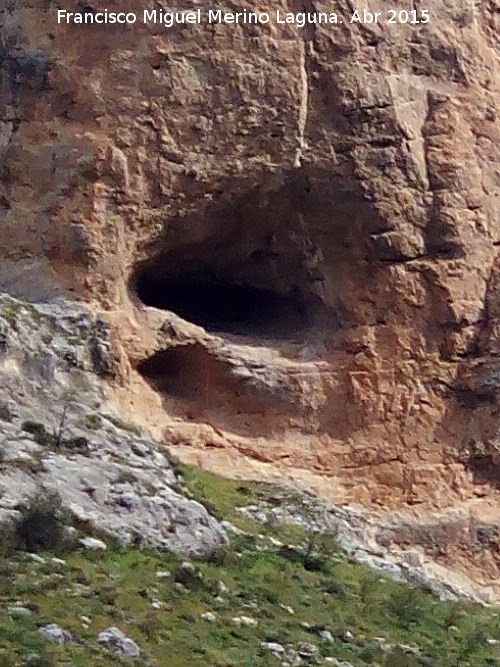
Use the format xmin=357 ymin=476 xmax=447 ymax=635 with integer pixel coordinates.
xmin=138 ymin=345 xmax=225 ymax=401
xmin=136 ymin=272 xmax=314 ymax=339
xmin=137 ymin=344 xmax=286 ymax=437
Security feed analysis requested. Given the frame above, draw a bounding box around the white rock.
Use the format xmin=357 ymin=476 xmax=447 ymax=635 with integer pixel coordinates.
xmin=403 ymin=550 xmax=423 ymax=567
xmin=216 ymin=580 xmax=229 ymax=595
xmin=39 ymin=624 xmax=71 ymax=644
xmin=174 ymin=583 xmax=187 ymax=592
xmin=156 ymin=570 xmax=171 ymax=579
xmin=261 ymin=641 xmax=285 ymax=654
xmin=26 ymin=553 xmax=45 ymax=564
xmin=8 ymin=607 xmax=32 ymax=617
xmin=280 ymin=604 xmax=295 ymax=615
xmin=398 ymin=644 xmax=420 ymax=655
xmin=9 ymin=452 xmax=34 ymax=463
xmin=213 ymin=596 xmax=226 ymax=605
xmin=201 ymin=612 xmax=217 ymax=622
xmin=50 ymin=557 xmax=67 ymax=566
xmin=80 ymin=616 xmax=92 ymax=625
xmin=242 ymin=601 xmax=259 ymax=610
xmin=487 ymin=638 xmax=500 ymax=646
xmin=319 ymin=629 xmax=335 ymax=643
xmin=79 ymin=536 xmax=107 ymax=551
xmin=221 ymin=520 xmax=245 ymax=535
xmin=97 ymin=627 xmax=141 ymax=657
xmin=231 ymin=615 xmax=258 ymax=628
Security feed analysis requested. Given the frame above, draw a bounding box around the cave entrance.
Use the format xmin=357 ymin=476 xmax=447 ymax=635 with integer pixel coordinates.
xmin=132 ymin=168 xmax=369 ymax=341
xmin=135 ymin=272 xmax=311 ymax=338
xmin=137 ymin=343 xmax=288 ymax=436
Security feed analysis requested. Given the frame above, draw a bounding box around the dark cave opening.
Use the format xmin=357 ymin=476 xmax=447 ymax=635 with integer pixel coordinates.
xmin=137 ymin=345 xmax=222 ymax=400
xmin=135 ymin=271 xmax=312 ymax=338
xmin=137 ymin=343 xmax=287 ymax=437
xmin=131 ymin=168 xmax=366 ymax=340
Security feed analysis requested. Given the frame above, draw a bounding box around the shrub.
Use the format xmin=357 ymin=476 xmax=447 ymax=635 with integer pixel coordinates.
xmin=63 ymin=436 xmax=90 ymax=454
xmin=321 ymin=578 xmax=349 ymax=598
xmin=205 ymin=545 xmax=240 ymax=567
xmin=360 ymin=645 xmax=384 ymax=663
xmin=21 ymin=420 xmax=89 ymax=454
xmin=21 ymin=422 xmax=55 ymax=447
xmin=442 ymin=602 xmax=463 ymax=630
xmin=278 ymin=545 xmax=304 ymax=564
xmin=137 ymin=611 xmax=163 ymax=639
xmin=84 ymin=413 xmax=102 ymax=431
xmin=14 ymin=492 xmax=69 ymax=552
xmin=386 ymin=587 xmax=425 ymax=628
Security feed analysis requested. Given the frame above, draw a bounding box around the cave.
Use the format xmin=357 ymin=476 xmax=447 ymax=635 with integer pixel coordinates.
xmin=135 ymin=271 xmax=312 ymax=338
xmin=137 ymin=343 xmax=288 ymax=437
xmin=132 ymin=168 xmax=374 ymax=436
xmin=132 ymin=168 xmax=372 ymax=341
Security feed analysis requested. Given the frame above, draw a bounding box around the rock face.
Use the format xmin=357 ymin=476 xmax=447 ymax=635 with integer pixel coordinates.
xmin=1 ymin=2 xmax=500 ymax=595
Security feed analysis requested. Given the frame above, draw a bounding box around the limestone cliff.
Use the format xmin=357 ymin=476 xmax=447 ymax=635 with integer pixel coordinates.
xmin=1 ymin=1 xmax=500 ymax=600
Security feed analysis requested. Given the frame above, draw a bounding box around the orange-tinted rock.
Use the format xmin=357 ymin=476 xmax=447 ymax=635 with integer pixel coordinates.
xmin=2 ymin=1 xmax=500 ymax=597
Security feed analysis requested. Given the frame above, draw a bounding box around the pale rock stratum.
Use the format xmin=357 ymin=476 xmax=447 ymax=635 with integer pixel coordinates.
xmin=1 ymin=1 xmax=500 ymax=600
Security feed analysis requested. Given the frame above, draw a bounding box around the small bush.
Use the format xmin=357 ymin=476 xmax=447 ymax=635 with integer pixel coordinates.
xmin=137 ymin=611 xmax=163 ymax=639
xmin=8 ymin=52 xmax=50 ymax=91
xmin=322 ymin=578 xmax=349 ymax=598
xmin=21 ymin=422 xmax=55 ymax=447
xmin=278 ymin=545 xmax=303 ymax=564
xmin=64 ymin=436 xmax=90 ymax=454
xmin=278 ymin=539 xmax=330 ymax=572
xmin=84 ymin=413 xmax=102 ymax=431
xmin=205 ymin=545 xmax=240 ymax=567
xmin=360 ymin=645 xmax=384 ymax=663
xmin=14 ymin=492 xmax=69 ymax=552
xmin=386 ymin=587 xmax=425 ymax=628
xmin=21 ymin=421 xmax=89 ymax=454
xmin=96 ymin=584 xmax=117 ymax=606
xmin=443 ymin=602 xmax=463 ymax=630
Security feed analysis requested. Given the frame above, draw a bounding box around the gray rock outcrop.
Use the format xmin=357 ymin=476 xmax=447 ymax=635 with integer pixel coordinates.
xmin=0 ymin=294 xmax=225 ymax=555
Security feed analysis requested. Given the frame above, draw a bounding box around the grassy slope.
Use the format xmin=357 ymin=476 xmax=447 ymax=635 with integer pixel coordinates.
xmin=0 ymin=465 xmax=499 ymax=667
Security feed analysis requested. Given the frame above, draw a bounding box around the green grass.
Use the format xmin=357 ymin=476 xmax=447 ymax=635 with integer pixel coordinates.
xmin=0 ymin=466 xmax=499 ymax=666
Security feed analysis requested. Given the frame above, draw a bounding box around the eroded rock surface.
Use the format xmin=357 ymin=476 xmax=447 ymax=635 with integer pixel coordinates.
xmin=1 ymin=2 xmax=500 ymax=597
